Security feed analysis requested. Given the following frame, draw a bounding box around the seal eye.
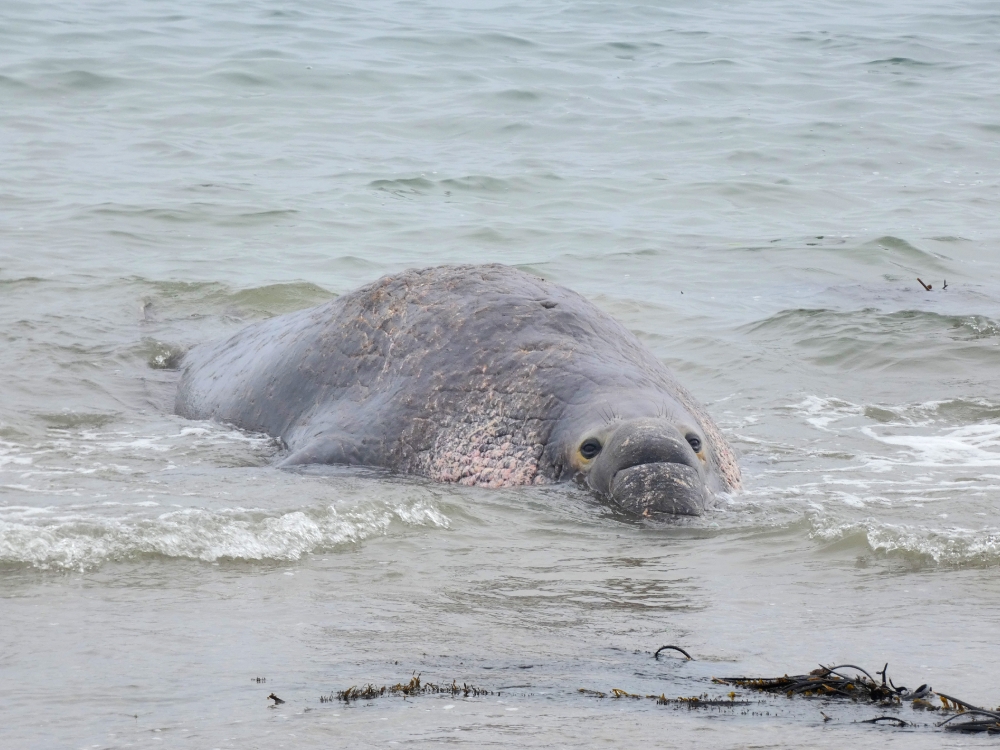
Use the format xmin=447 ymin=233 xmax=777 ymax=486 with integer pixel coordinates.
xmin=686 ymin=433 xmax=703 ymax=453
xmin=580 ymin=438 xmax=602 ymax=460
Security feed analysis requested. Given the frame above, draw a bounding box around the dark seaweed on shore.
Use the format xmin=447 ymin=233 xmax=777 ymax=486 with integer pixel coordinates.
xmin=713 ymin=663 xmax=1000 ymax=733
xmin=321 ymin=674 xmax=495 ymax=704
xmin=318 ymin=658 xmax=1000 ymax=734
xmin=714 ymin=664 xmax=901 ymax=703
xmin=579 ymin=687 xmax=751 ymax=708
xmin=937 ymin=709 xmax=1000 ymax=734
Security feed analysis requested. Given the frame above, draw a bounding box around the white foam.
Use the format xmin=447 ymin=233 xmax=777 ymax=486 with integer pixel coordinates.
xmin=861 ymin=423 xmax=1000 ymax=468
xmin=783 ymin=395 xmax=863 ymax=430
xmin=0 ymin=439 xmax=33 ymax=468
xmin=0 ymin=423 xmax=277 ymax=491
xmin=0 ymin=500 xmax=450 ymax=570
xmin=811 ymin=516 xmax=1000 ymax=564
xmin=734 ymin=394 xmax=1000 ymax=563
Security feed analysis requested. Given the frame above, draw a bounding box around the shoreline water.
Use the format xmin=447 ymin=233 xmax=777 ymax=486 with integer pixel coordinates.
xmin=4 ymin=1 xmax=1000 ymax=746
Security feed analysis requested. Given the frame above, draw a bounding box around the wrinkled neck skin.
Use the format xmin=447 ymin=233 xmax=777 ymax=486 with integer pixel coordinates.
xmin=547 ymin=389 xmax=719 ymax=517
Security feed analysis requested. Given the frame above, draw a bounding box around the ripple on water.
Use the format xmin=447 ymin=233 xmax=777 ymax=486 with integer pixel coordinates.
xmin=743 ymin=308 xmax=1000 ymax=371
xmin=369 ymin=174 xmax=533 ymax=197
xmin=131 ymin=277 xmax=336 ymax=326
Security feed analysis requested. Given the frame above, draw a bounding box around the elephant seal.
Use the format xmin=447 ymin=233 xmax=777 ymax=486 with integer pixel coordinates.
xmin=176 ymin=265 xmax=740 ymax=515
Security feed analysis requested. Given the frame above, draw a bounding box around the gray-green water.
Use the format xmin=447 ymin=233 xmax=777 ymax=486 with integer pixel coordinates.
xmin=3 ymin=1 xmax=1000 ymax=747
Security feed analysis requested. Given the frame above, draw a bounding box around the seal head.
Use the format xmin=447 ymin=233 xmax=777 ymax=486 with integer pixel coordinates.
xmin=550 ymin=393 xmax=723 ymax=516
xmin=584 ymin=420 xmax=713 ymax=515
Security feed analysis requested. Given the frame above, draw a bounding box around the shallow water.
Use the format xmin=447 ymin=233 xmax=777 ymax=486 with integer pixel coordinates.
xmin=3 ymin=1 xmax=1000 ymax=747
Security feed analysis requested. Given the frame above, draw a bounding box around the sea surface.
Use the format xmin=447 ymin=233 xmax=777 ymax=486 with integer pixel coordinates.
xmin=3 ymin=1 xmax=1000 ymax=747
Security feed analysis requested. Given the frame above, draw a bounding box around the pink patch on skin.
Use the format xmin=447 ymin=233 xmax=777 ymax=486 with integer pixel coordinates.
xmin=406 ymin=403 xmax=550 ymax=487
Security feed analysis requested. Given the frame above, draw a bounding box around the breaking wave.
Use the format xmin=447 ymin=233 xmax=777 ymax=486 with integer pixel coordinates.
xmin=0 ymin=499 xmax=449 ymax=570
xmin=0 ymin=421 xmax=451 ymax=570
xmin=734 ymin=394 xmax=1000 ymax=565
xmin=810 ymin=516 xmax=1000 ymax=565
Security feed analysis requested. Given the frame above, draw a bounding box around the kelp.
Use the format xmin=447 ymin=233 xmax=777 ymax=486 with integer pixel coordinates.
xmin=578 ymin=687 xmax=751 ymax=707
xmin=321 ymin=674 xmax=495 ymax=704
xmin=713 ymin=663 xmax=903 ymax=703
xmin=713 ymin=661 xmax=1000 ymax=733
xmin=313 ymin=655 xmax=1000 ymax=735
xmin=938 ymin=708 xmax=1000 ymax=734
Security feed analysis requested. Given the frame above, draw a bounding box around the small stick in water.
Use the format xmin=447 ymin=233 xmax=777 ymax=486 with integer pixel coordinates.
xmin=655 ymin=645 xmax=694 ymax=660
xmin=860 ymin=716 xmax=908 ymax=726
xmin=268 ymin=693 xmax=285 ymax=705
xmin=917 ymin=278 xmax=932 ymax=290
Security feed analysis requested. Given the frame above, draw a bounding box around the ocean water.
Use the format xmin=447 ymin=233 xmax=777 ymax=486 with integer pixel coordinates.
xmin=3 ymin=0 xmax=1000 ymax=747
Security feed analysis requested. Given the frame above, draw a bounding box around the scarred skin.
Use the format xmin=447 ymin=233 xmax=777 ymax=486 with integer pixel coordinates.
xmin=175 ymin=265 xmax=740 ymax=515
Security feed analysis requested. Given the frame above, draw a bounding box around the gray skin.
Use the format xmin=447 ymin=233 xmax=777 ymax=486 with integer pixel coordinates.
xmin=175 ymin=265 xmax=741 ymax=516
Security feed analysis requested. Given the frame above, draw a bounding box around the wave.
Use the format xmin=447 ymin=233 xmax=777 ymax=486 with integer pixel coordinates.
xmin=369 ymin=174 xmax=548 ymax=197
xmin=0 ymin=419 xmax=450 ymax=570
xmin=851 ymin=236 xmax=952 ymax=275
xmin=84 ymin=203 xmax=299 ymax=227
xmin=780 ymin=396 xmax=1000 ymax=473
xmin=861 ymin=423 xmax=1000 ymax=470
xmin=41 ymin=70 xmax=124 ymax=91
xmin=0 ymin=499 xmax=450 ymax=570
xmin=35 ymin=411 xmax=120 ymax=430
xmin=784 ymin=395 xmax=1000 ymax=430
xmin=811 ymin=516 xmax=1000 ymax=565
xmin=865 ymin=57 xmax=937 ymax=67
xmin=734 ymin=395 xmax=1000 ymax=565
xmin=0 ymin=276 xmax=45 ymax=287
xmin=744 ymin=308 xmax=1000 ymax=371
xmin=0 ymin=422 xmax=280 ymax=487
xmin=133 ymin=278 xmax=335 ymax=326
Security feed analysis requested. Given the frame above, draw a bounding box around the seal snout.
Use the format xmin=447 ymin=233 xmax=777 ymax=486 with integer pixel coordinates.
xmin=609 ymin=462 xmax=706 ymax=516
xmin=587 ymin=419 xmax=709 ymax=516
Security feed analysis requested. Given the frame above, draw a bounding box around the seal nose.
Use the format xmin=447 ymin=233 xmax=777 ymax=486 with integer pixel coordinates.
xmin=609 ymin=462 xmax=705 ymax=516
xmin=605 ymin=421 xmax=698 ymax=475
xmin=587 ymin=419 xmax=707 ymax=516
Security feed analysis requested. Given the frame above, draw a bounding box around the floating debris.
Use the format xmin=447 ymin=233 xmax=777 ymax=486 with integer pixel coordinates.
xmin=654 ymin=645 xmax=694 ymax=661
xmin=579 ymin=687 xmax=750 ymax=708
xmin=917 ymin=278 xmax=933 ymax=291
xmin=610 ymin=688 xmax=643 ymax=699
xmin=659 ymin=694 xmax=751 ymax=707
xmin=322 ymin=674 xmax=495 ymax=704
xmin=267 ymin=693 xmax=284 ymax=705
xmin=860 ymin=716 xmax=909 ymax=726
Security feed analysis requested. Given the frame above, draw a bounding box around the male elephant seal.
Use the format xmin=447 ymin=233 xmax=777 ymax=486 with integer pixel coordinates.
xmin=176 ymin=265 xmax=740 ymax=515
